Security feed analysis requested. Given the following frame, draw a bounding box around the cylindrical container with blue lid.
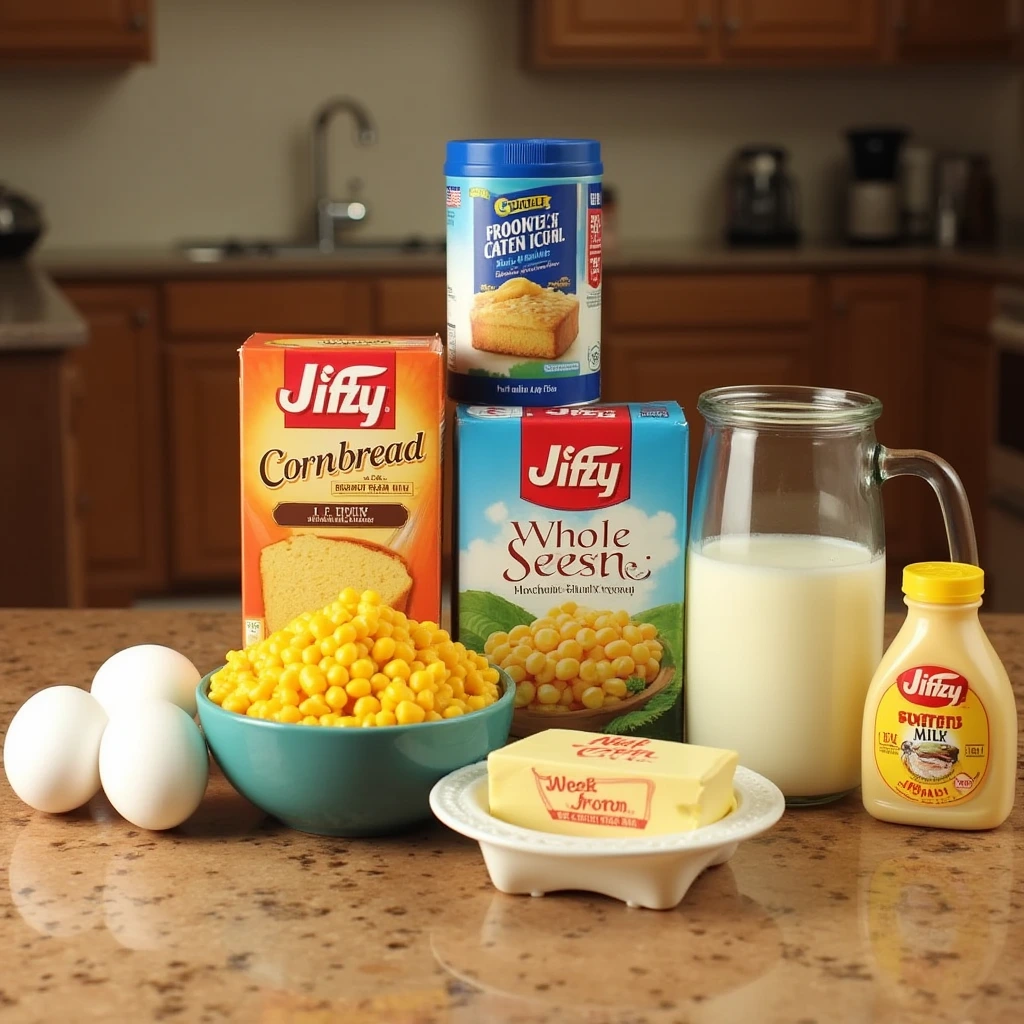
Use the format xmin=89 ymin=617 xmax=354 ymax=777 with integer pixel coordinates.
xmin=445 ymin=138 xmax=602 ymax=406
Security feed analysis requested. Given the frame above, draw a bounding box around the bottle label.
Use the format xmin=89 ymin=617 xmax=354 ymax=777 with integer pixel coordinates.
xmin=873 ymin=664 xmax=989 ymax=805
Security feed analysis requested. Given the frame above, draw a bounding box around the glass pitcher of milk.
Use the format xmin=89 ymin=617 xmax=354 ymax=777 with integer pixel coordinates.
xmin=684 ymin=386 xmax=976 ymax=806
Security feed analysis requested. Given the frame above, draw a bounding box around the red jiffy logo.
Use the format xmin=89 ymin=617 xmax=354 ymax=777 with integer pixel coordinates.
xmin=520 ymin=407 xmax=631 ymax=511
xmin=896 ymin=666 xmax=969 ymax=708
xmin=277 ymin=350 xmax=396 ymax=429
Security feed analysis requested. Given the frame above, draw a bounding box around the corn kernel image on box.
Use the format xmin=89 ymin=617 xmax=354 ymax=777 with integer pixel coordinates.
xmin=454 ymin=403 xmax=687 ymax=741
xmin=239 ymin=334 xmax=443 ymax=645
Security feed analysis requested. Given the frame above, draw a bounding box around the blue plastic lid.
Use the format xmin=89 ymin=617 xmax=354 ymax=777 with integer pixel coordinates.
xmin=445 ymin=138 xmax=602 ymax=178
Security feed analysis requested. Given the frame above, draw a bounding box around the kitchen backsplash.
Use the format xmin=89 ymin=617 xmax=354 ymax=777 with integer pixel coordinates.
xmin=0 ymin=0 xmax=1020 ymax=248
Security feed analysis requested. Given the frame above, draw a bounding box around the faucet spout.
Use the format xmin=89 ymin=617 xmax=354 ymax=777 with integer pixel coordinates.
xmin=312 ymin=96 xmax=376 ymax=251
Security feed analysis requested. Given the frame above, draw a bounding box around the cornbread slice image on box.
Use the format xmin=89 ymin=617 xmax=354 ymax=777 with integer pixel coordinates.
xmin=487 ymin=730 xmax=738 ymax=838
xmin=239 ymin=334 xmax=443 ymax=645
xmin=469 ymin=277 xmax=580 ymax=359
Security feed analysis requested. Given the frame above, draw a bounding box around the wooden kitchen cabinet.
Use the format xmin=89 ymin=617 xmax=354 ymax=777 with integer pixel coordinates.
xmin=166 ymin=342 xmax=241 ymax=583
xmin=0 ymin=0 xmax=151 ymax=63
xmin=892 ymin=0 xmax=1020 ymax=60
xmin=64 ymin=284 xmax=166 ymax=604
xmin=719 ymin=0 xmax=882 ymax=60
xmin=824 ymin=273 xmax=928 ymax=564
xmin=527 ymin=0 xmax=716 ymax=68
xmin=925 ymin=276 xmax=996 ymax=563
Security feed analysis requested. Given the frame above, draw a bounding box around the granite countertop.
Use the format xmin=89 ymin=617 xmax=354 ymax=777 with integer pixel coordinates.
xmin=35 ymin=242 xmax=1024 ymax=281
xmin=1 ymin=610 xmax=1021 ymax=1024
xmin=0 ymin=263 xmax=86 ymax=351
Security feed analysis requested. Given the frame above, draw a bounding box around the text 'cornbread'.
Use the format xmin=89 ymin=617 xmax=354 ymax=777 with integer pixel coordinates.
xmin=239 ymin=334 xmax=443 ymax=645
xmin=470 ymin=277 xmax=580 ymax=359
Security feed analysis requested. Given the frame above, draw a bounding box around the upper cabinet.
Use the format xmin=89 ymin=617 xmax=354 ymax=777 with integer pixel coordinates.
xmin=892 ymin=0 xmax=1020 ymax=60
xmin=719 ymin=0 xmax=881 ymax=60
xmin=526 ymin=0 xmax=1021 ymax=67
xmin=529 ymin=0 xmax=716 ymax=67
xmin=0 ymin=0 xmax=151 ymax=64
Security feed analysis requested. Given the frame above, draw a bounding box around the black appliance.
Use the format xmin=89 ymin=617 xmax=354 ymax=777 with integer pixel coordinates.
xmin=725 ymin=146 xmax=800 ymax=247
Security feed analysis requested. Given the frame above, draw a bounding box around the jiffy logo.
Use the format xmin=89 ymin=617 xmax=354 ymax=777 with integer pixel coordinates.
xmin=520 ymin=407 xmax=631 ymax=511
xmin=896 ymin=665 xmax=969 ymax=708
xmin=277 ymin=350 xmax=395 ymax=429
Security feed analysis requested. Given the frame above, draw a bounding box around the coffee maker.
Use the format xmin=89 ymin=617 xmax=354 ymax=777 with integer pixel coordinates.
xmin=725 ymin=145 xmax=800 ymax=247
xmin=845 ymin=128 xmax=907 ymax=245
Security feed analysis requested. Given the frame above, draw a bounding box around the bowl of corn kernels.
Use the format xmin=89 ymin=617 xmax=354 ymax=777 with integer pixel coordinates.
xmin=482 ymin=603 xmax=677 ymax=737
xmin=196 ymin=588 xmax=515 ymax=836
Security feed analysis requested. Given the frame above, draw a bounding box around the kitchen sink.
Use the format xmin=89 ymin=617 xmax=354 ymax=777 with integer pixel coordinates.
xmin=178 ymin=236 xmax=445 ymax=262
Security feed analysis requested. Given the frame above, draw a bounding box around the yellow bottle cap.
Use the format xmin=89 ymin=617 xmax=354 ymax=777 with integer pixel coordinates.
xmin=902 ymin=562 xmax=984 ymax=604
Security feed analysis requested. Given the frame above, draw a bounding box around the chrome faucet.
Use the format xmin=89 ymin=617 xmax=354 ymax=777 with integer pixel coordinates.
xmin=312 ymin=96 xmax=376 ymax=252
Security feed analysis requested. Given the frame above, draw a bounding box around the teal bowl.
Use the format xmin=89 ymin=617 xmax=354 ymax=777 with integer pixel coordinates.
xmin=196 ymin=667 xmax=515 ymax=837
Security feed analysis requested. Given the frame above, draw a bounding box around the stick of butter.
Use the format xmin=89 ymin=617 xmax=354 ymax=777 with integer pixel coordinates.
xmin=487 ymin=730 xmax=738 ymax=838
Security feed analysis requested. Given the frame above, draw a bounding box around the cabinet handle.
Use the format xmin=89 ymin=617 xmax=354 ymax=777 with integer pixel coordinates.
xmin=724 ymin=16 xmax=740 ymax=33
xmin=128 ymin=12 xmax=147 ymax=32
xmin=132 ymin=308 xmax=150 ymax=327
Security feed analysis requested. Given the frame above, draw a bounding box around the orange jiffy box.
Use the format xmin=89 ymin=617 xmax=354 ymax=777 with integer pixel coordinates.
xmin=239 ymin=334 xmax=444 ymax=645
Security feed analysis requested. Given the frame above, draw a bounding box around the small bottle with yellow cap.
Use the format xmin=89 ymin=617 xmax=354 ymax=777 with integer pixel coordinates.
xmin=861 ymin=562 xmax=1017 ymax=829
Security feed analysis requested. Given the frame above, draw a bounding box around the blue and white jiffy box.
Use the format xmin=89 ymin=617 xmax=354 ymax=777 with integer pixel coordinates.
xmin=454 ymin=402 xmax=688 ymax=740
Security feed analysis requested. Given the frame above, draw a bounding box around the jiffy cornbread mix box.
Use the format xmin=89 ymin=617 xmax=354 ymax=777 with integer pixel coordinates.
xmin=454 ymin=403 xmax=687 ymax=740
xmin=239 ymin=334 xmax=443 ymax=645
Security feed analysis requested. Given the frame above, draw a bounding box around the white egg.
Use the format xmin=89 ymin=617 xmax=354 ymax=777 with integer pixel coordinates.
xmin=99 ymin=701 xmax=209 ymax=831
xmin=91 ymin=644 xmax=201 ymax=717
xmin=3 ymin=686 xmax=108 ymax=813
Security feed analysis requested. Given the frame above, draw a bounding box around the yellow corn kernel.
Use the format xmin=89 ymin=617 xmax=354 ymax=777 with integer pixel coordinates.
xmin=370 ymin=672 xmax=390 ymax=693
xmin=299 ymin=696 xmax=330 ymax=718
xmin=345 ymin=677 xmax=372 ymax=699
xmin=554 ymin=657 xmax=580 ymax=681
xmin=621 ymin=623 xmax=643 ymax=645
xmin=394 ymin=642 xmax=416 ymax=663
xmin=222 ymin=694 xmax=250 ymax=715
xmin=383 ymin=658 xmax=411 ymax=681
xmin=604 ymin=639 xmax=631 ymax=660
xmin=514 ymin=681 xmax=536 ymax=707
xmin=646 ymin=658 xmax=661 ymax=678
xmin=416 ymin=689 xmax=435 ymax=711
xmin=487 ymin=642 xmax=512 ymax=665
xmin=581 ymin=686 xmax=605 ymax=709
xmin=443 ymin=705 xmax=464 ymax=718
xmin=338 ymin=715 xmax=359 ymax=727
xmin=504 ymin=664 xmax=526 ymax=684
xmin=299 ymin=665 xmax=327 ymax=696
xmin=536 ymin=683 xmax=561 ymax=705
xmin=371 ymin=636 xmax=397 ymax=665
xmin=556 ymin=639 xmax=583 ymax=662
xmin=280 ymin=647 xmax=301 ymax=665
xmin=558 ymin=620 xmax=581 ymax=641
xmin=246 ymin=700 xmax=266 ymax=718
xmin=395 ymin=700 xmax=426 ymax=725
xmin=508 ymin=624 xmax=532 ymax=644
xmin=612 ymin=656 xmax=636 ymax=678
xmin=409 ymin=669 xmax=433 ymax=693
xmin=347 ymin=657 xmax=374 ymax=680
xmin=302 ymin=715 xmax=319 ymax=726
xmin=532 ymin=628 xmax=559 ymax=653
xmin=319 ymin=713 xmax=341 ymax=727
xmin=384 ymin=681 xmax=416 ymax=705
xmin=575 ymin=627 xmax=599 ymax=651
xmin=640 ymin=622 xmax=658 ymax=641
xmin=466 ymin=695 xmax=487 ymax=711
xmin=326 ymin=663 xmax=350 ymax=688
xmin=277 ymin=704 xmax=303 ymax=724
xmin=380 ymin=695 xmax=397 ymax=713
xmin=353 ymin=695 xmax=382 ymax=718
xmin=334 ymin=623 xmax=357 ymax=646
xmin=602 ymin=678 xmax=628 ymax=698
xmin=249 ymin=677 xmax=275 ymax=703
xmin=631 ymin=644 xmax=651 ymax=665
xmin=325 ymin=685 xmax=349 ymax=712
xmin=277 ymin=686 xmax=301 ymax=707
xmin=337 ymin=642 xmax=359 ymax=667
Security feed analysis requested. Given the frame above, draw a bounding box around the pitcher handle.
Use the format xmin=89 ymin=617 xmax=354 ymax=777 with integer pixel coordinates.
xmin=876 ymin=447 xmax=979 ymax=565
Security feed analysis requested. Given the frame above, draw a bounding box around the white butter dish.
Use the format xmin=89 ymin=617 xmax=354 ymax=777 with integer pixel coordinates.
xmin=430 ymin=762 xmax=784 ymax=910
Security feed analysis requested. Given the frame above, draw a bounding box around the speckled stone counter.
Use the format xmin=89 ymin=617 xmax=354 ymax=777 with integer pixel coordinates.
xmin=0 ymin=264 xmax=85 ymax=350
xmin=1 ymin=610 xmax=1022 ymax=1024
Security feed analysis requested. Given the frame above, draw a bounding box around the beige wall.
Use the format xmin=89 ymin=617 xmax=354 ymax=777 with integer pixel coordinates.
xmin=0 ymin=0 xmax=1019 ymax=249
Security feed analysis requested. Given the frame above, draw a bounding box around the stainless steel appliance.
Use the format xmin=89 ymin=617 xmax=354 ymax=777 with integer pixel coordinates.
xmin=725 ymin=146 xmax=800 ymax=247
xmin=846 ymin=128 xmax=906 ymax=245
xmin=989 ymin=287 xmax=1024 ymax=609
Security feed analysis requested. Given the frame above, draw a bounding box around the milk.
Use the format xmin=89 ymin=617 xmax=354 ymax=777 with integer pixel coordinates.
xmin=685 ymin=534 xmax=885 ymax=799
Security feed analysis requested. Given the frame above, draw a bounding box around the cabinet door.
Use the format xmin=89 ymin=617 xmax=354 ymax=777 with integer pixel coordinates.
xmin=927 ymin=331 xmax=992 ymax=563
xmin=720 ymin=0 xmax=882 ymax=58
xmin=167 ymin=343 xmax=240 ymax=583
xmin=894 ymin=0 xmax=1018 ymax=59
xmin=64 ymin=284 xmax=165 ymax=604
xmin=603 ymin=330 xmax=813 ymax=499
xmin=528 ymin=0 xmax=716 ymax=67
xmin=825 ymin=274 xmax=927 ymax=564
xmin=0 ymin=0 xmax=150 ymax=61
